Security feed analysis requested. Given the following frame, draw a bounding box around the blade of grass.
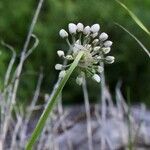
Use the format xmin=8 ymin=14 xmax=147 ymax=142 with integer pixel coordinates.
xmin=115 ymin=0 xmax=150 ymax=36
xmin=115 ymin=23 xmax=150 ymax=58
xmin=25 ymin=51 xmax=84 ymax=149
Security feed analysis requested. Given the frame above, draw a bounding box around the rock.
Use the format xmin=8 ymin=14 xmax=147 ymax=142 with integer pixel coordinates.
xmin=47 ymin=105 xmax=150 ymax=150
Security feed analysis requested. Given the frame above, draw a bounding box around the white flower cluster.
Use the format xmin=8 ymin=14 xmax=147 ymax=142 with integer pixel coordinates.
xmin=56 ymin=23 xmax=115 ymax=85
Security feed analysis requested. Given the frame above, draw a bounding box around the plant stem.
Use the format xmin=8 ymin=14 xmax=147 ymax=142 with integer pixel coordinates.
xmin=100 ymin=56 xmax=106 ymax=121
xmin=82 ymin=76 xmax=93 ymax=150
xmin=25 ymin=51 xmax=84 ymax=149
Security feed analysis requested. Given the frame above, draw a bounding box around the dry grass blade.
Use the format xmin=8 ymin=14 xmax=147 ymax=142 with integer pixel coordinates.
xmin=1 ymin=41 xmax=16 ymax=88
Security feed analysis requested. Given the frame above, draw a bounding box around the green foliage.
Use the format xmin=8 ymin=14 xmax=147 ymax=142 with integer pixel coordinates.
xmin=0 ymin=0 xmax=150 ymax=104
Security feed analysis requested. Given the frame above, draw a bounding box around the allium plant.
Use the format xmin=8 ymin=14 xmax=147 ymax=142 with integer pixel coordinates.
xmin=26 ymin=23 xmax=115 ymax=149
xmin=56 ymin=23 xmax=114 ymax=85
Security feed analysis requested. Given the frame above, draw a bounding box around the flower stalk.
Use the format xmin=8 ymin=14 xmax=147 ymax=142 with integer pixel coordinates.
xmin=26 ymin=22 xmax=115 ymax=149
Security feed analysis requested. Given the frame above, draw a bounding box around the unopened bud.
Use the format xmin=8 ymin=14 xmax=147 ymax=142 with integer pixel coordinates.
xmin=57 ymin=50 xmax=64 ymax=57
xmin=76 ymin=76 xmax=83 ymax=85
xmin=92 ymin=39 xmax=99 ymax=45
xmin=59 ymin=70 xmax=66 ymax=78
xmin=97 ymin=66 xmax=104 ymax=73
xmin=68 ymin=23 xmax=77 ymax=34
xmin=66 ymin=55 xmax=73 ymax=60
xmin=99 ymin=32 xmax=108 ymax=41
xmin=102 ymin=47 xmax=111 ymax=54
xmin=105 ymin=56 xmax=115 ymax=64
xmin=55 ymin=64 xmax=63 ymax=70
xmin=83 ymin=26 xmax=91 ymax=35
xmin=92 ymin=74 xmax=101 ymax=83
xmin=93 ymin=46 xmax=100 ymax=51
xmin=59 ymin=29 xmax=68 ymax=38
xmin=104 ymin=41 xmax=113 ymax=47
xmin=91 ymin=32 xmax=98 ymax=38
xmin=91 ymin=24 xmax=100 ymax=33
xmin=77 ymin=23 xmax=84 ymax=32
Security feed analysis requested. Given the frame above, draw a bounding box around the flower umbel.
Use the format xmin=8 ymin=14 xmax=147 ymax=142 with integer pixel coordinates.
xmin=56 ymin=23 xmax=115 ymax=85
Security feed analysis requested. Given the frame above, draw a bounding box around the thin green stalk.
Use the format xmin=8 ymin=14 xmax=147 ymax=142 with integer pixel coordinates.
xmin=115 ymin=23 xmax=150 ymax=58
xmin=115 ymin=0 xmax=150 ymax=36
xmin=25 ymin=51 xmax=84 ymax=149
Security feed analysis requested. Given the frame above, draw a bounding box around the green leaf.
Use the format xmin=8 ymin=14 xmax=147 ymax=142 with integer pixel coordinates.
xmin=115 ymin=23 xmax=150 ymax=58
xmin=25 ymin=51 xmax=84 ymax=149
xmin=116 ymin=0 xmax=150 ymax=36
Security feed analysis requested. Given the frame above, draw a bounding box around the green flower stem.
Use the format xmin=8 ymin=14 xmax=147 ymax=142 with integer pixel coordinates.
xmin=25 ymin=51 xmax=84 ymax=150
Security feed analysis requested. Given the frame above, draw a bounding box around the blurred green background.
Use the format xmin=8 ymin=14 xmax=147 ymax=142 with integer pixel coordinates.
xmin=0 ymin=0 xmax=150 ymax=105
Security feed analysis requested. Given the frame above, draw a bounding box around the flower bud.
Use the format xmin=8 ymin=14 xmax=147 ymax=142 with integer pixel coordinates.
xmin=59 ymin=70 xmax=66 ymax=78
xmin=97 ymin=66 xmax=104 ymax=73
xmin=93 ymin=46 xmax=100 ymax=52
xmin=96 ymin=56 xmax=101 ymax=60
xmin=91 ymin=24 xmax=100 ymax=33
xmin=92 ymin=39 xmax=99 ymax=45
xmin=55 ymin=64 xmax=63 ymax=70
xmin=105 ymin=56 xmax=115 ymax=64
xmin=59 ymin=29 xmax=68 ymax=38
xmin=92 ymin=74 xmax=101 ymax=83
xmin=77 ymin=23 xmax=84 ymax=32
xmin=102 ymin=47 xmax=111 ymax=54
xmin=76 ymin=76 xmax=83 ymax=85
xmin=83 ymin=26 xmax=91 ymax=35
xmin=66 ymin=55 xmax=73 ymax=60
xmin=57 ymin=50 xmax=64 ymax=57
xmin=91 ymin=32 xmax=98 ymax=38
xmin=104 ymin=41 xmax=113 ymax=47
xmin=68 ymin=23 xmax=77 ymax=34
xmin=99 ymin=32 xmax=108 ymax=41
